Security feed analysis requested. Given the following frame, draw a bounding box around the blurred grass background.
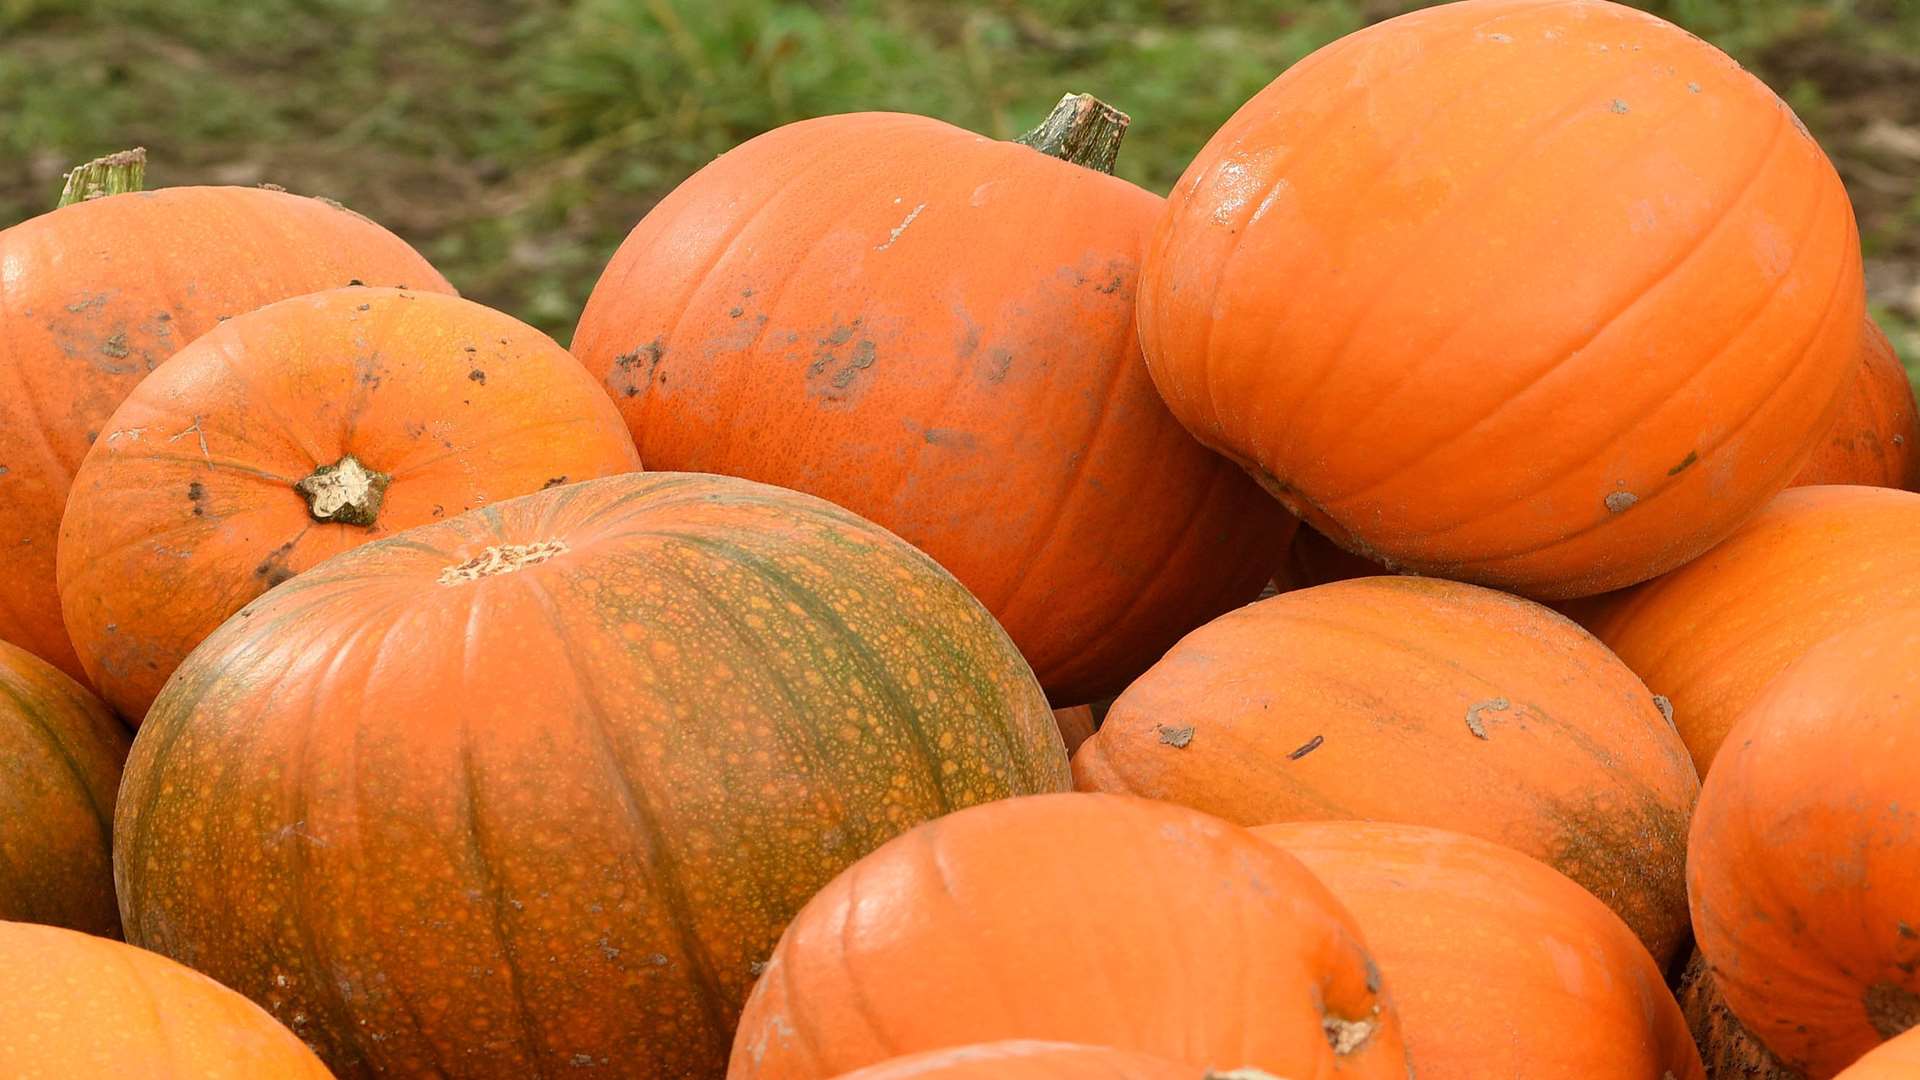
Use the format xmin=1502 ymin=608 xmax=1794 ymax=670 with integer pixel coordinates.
xmin=2 ymin=0 xmax=1916 ymax=364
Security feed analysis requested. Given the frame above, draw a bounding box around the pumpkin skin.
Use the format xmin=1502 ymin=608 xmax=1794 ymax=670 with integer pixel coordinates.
xmin=1051 ymin=705 xmax=1097 ymax=755
xmin=0 ymin=639 xmax=126 ymax=936
xmin=0 ymin=919 xmax=333 ymax=1078
xmin=0 ymin=186 xmax=452 ymax=683
xmin=1688 ymin=611 xmax=1920 ymax=1076
xmin=729 ymin=793 xmax=1408 ymax=1079
xmin=830 ymin=1042 xmax=1197 ymax=1080
xmin=1072 ymin=576 xmax=1698 ymax=965
xmin=116 ymin=471 xmax=1068 ymax=1079
xmin=57 ymin=286 xmax=641 ymax=721
xmin=1255 ymin=821 xmax=1704 ymax=1079
xmin=571 ymin=110 xmax=1294 ymax=706
xmin=1570 ymin=484 xmax=1920 ymax=775
xmin=1137 ymin=0 xmax=1863 ymax=600
xmin=1841 ymin=1029 xmax=1920 ymax=1079
xmin=1791 ymin=317 xmax=1920 ymax=489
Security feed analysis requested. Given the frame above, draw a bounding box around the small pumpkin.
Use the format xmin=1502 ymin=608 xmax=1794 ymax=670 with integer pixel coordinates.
xmin=1570 ymin=484 xmax=1920 ymax=775
xmin=1688 ymin=609 xmax=1920 ymax=1076
xmin=57 ymin=286 xmax=641 ymax=720
xmin=1137 ymin=0 xmax=1863 ymax=599
xmin=0 ymin=639 xmax=126 ymax=936
xmin=572 ymin=95 xmax=1293 ymax=706
xmin=1256 ymin=820 xmax=1704 ymax=1079
xmin=729 ymin=793 xmax=1408 ymax=1079
xmin=0 ymin=182 xmax=451 ymax=683
xmin=1072 ymin=576 xmax=1698 ymax=965
xmin=116 ymin=472 xmax=1067 ymax=1079
xmin=0 ymin=919 xmax=332 ymax=1077
xmin=828 ymin=1042 xmax=1196 ymax=1080
xmin=1791 ymin=317 xmax=1920 ymax=490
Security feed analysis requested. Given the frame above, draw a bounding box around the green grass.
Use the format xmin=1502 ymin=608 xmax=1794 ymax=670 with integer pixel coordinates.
xmin=2 ymin=0 xmax=1916 ymax=362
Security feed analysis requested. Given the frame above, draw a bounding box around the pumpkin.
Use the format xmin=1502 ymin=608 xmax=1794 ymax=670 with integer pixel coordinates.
xmin=0 ymin=183 xmax=452 ymax=683
xmin=0 ymin=638 xmax=126 ymax=936
xmin=1255 ymin=820 xmax=1704 ymax=1079
xmin=729 ymin=792 xmax=1408 ymax=1079
xmin=1136 ymin=0 xmax=1863 ymax=600
xmin=571 ymin=94 xmax=1294 ymax=706
xmin=1677 ymin=951 xmax=1801 ymax=1080
xmin=0 ymin=919 xmax=332 ymax=1077
xmin=1841 ymin=1029 xmax=1920 ymax=1079
xmin=1791 ymin=317 xmax=1920 ymax=489
xmin=116 ymin=471 xmax=1068 ymax=1079
xmin=1072 ymin=576 xmax=1698 ymax=965
xmin=1569 ymin=484 xmax=1920 ymax=775
xmin=57 ymin=286 xmax=641 ymax=721
xmin=829 ymin=1042 xmax=1196 ymax=1080
xmin=1688 ymin=610 xmax=1920 ymax=1076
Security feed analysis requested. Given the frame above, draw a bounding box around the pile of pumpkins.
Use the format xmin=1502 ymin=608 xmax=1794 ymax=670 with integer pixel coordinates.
xmin=3 ymin=0 xmax=1916 ymax=1076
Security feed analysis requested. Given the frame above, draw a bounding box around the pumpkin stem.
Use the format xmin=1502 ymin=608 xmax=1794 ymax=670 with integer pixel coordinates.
xmin=57 ymin=148 xmax=147 ymax=208
xmin=295 ymin=455 xmax=391 ymax=528
xmin=1015 ymin=93 xmax=1129 ymax=175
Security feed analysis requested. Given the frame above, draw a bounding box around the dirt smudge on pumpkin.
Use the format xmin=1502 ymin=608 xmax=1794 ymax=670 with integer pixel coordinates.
xmin=609 ymin=339 xmax=666 ymax=399
xmin=253 ymin=539 xmax=298 ymax=588
xmin=187 ymin=481 xmax=206 ymax=517
xmin=1321 ymin=1010 xmax=1378 ymax=1054
xmin=1287 ymin=734 xmax=1324 ymax=760
xmin=1867 ymin=982 xmax=1920 ymax=1038
xmin=1156 ymin=724 xmax=1195 ymax=749
xmin=468 ymin=368 xmax=486 ymax=385
xmin=1668 ymin=450 xmax=1699 ymax=476
xmin=922 ymin=427 xmax=978 ymax=450
xmin=1604 ymin=490 xmax=1639 ymax=513
xmin=806 ymin=320 xmax=878 ymax=401
xmin=980 ymin=347 xmax=1013 ymax=384
xmin=543 ymin=476 xmax=568 ymax=489
xmin=1540 ymin=788 xmax=1691 ymax=964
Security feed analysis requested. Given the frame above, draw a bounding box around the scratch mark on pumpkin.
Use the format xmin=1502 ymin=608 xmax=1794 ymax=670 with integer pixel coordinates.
xmin=875 ymin=202 xmax=925 ymax=251
xmin=106 ymin=427 xmax=146 ymax=443
xmin=167 ymin=415 xmax=212 ymax=465
xmin=1667 ymin=450 xmax=1699 ymax=476
xmin=1287 ymin=734 xmax=1324 ymax=760
xmin=1465 ymin=697 xmax=1510 ymax=740
xmin=1652 ymin=695 xmax=1674 ymax=727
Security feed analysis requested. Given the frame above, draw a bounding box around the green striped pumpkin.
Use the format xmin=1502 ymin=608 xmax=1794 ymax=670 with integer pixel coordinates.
xmin=116 ymin=472 xmax=1068 ymax=1079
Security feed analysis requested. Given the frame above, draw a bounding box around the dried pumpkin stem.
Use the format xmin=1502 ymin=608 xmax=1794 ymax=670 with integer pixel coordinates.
xmin=295 ymin=455 xmax=391 ymax=528
xmin=1015 ymin=93 xmax=1129 ymax=175
xmin=57 ymin=148 xmax=147 ymax=208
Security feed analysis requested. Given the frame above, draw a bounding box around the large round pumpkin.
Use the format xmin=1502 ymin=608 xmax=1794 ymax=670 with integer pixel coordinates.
xmin=1570 ymin=484 xmax=1920 ymax=775
xmin=830 ymin=1042 xmax=1195 ymax=1080
xmin=0 ymin=919 xmax=332 ymax=1077
xmin=1255 ymin=820 xmax=1703 ymax=1078
xmin=1791 ymin=317 xmax=1920 ymax=489
xmin=1072 ymin=576 xmax=1698 ymax=965
xmin=0 ymin=639 xmax=126 ymax=936
xmin=115 ymin=471 xmax=1067 ymax=1078
xmin=571 ymin=96 xmax=1293 ymax=706
xmin=57 ymin=286 xmax=641 ymax=721
xmin=1137 ymin=0 xmax=1863 ymax=600
xmin=1688 ymin=610 xmax=1920 ymax=1076
xmin=729 ymin=792 xmax=1408 ymax=1079
xmin=0 ymin=185 xmax=452 ymax=683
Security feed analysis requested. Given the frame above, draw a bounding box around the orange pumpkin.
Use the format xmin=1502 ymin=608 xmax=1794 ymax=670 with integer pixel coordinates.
xmin=829 ymin=1042 xmax=1195 ymax=1080
xmin=1688 ymin=610 xmax=1920 ymax=1076
xmin=1137 ymin=0 xmax=1863 ymax=600
xmin=729 ymin=793 xmax=1408 ymax=1079
xmin=1841 ymin=1029 xmax=1920 ymax=1079
xmin=572 ymin=96 xmax=1293 ymax=706
xmin=116 ymin=472 xmax=1068 ymax=1079
xmin=1255 ymin=821 xmax=1703 ymax=1079
xmin=1051 ymin=705 xmax=1097 ymax=755
xmin=57 ymin=287 xmax=641 ymax=721
xmin=1792 ymin=317 xmax=1920 ymax=489
xmin=0 ymin=919 xmax=332 ymax=1077
xmin=0 ymin=639 xmax=126 ymax=936
xmin=0 ymin=185 xmax=451 ymax=683
xmin=1072 ymin=576 xmax=1698 ymax=965
xmin=1571 ymin=484 xmax=1920 ymax=775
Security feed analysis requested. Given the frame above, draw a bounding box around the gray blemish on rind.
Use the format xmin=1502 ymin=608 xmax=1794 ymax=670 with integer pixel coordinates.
xmin=1465 ymin=697 xmax=1511 ymax=739
xmin=1157 ymin=724 xmax=1195 ymax=749
xmin=1604 ymin=490 xmax=1639 ymax=513
xmin=1611 ymin=99 xmax=1631 ymax=114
